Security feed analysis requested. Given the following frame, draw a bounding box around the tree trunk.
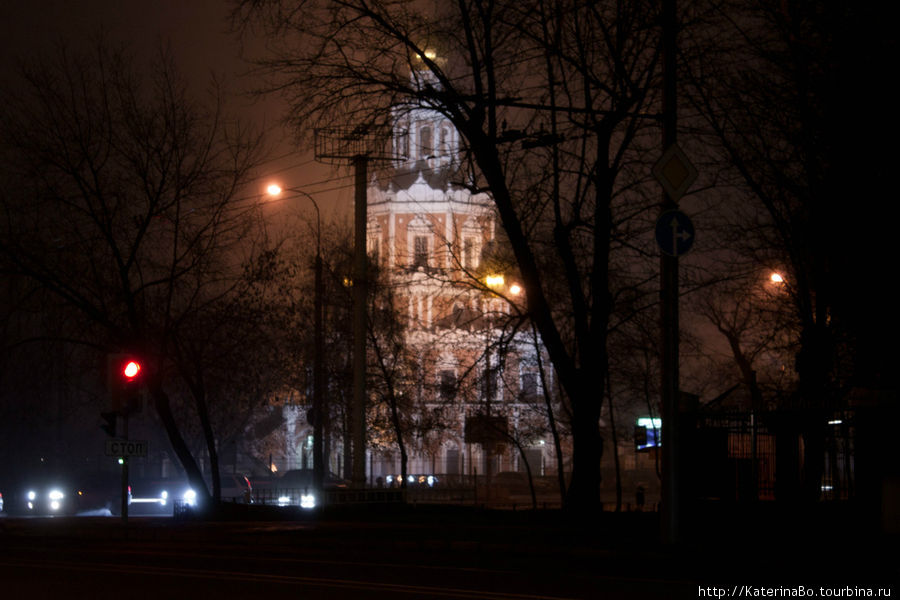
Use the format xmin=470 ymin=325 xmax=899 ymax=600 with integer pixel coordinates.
xmin=606 ymin=375 xmax=622 ymax=512
xmin=150 ymin=384 xmax=209 ymax=502
xmin=194 ymin=387 xmax=221 ymax=502
xmin=565 ymin=371 xmax=604 ymax=514
xmin=532 ymin=325 xmax=567 ymax=501
xmin=387 ymin=388 xmax=409 ymax=490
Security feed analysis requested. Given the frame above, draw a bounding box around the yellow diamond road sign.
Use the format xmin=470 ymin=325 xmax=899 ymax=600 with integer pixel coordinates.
xmin=653 ymin=144 xmax=698 ymax=201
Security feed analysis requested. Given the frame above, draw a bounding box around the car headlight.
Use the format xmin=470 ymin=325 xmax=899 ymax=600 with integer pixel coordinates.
xmin=27 ymin=490 xmax=36 ymax=501
xmin=300 ymin=493 xmax=316 ymax=509
xmin=183 ymin=489 xmax=197 ymax=506
xmin=49 ymin=489 xmax=65 ymax=501
xmin=277 ymin=495 xmax=291 ymax=506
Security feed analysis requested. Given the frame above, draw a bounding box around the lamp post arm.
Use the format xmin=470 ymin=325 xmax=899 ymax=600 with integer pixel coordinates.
xmin=281 ymin=187 xmax=322 ymax=257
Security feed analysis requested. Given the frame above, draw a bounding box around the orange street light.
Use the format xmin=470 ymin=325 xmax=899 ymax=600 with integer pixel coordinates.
xmin=485 ymin=274 xmax=505 ymax=289
xmin=267 ymin=182 xmax=325 ymax=493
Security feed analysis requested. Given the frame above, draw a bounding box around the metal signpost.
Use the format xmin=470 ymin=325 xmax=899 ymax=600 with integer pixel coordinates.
xmin=103 ymin=354 xmax=145 ymax=524
xmin=654 ymin=0 xmax=698 ymax=540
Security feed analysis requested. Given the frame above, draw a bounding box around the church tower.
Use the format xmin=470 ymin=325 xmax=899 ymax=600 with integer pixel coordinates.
xmin=365 ymin=68 xmax=550 ymax=483
xmin=367 ymin=71 xmax=496 ymax=331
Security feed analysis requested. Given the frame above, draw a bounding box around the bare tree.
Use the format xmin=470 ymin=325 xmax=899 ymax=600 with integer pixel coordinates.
xmin=697 ymin=272 xmax=796 ymax=412
xmin=366 ymin=262 xmax=415 ymax=487
xmin=683 ymin=0 xmax=896 ymax=501
xmin=234 ymin=0 xmax=666 ymax=513
xmin=0 ymin=40 xmax=271 ymax=502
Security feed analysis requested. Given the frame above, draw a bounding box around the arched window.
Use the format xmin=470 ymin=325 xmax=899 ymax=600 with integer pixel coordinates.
xmin=419 ymin=125 xmax=433 ymax=157
xmin=396 ymin=121 xmax=409 ymax=158
xmin=413 ymin=235 xmax=429 ymax=268
xmin=408 ymin=215 xmax=432 ymax=270
xmin=439 ymin=126 xmax=451 ymax=155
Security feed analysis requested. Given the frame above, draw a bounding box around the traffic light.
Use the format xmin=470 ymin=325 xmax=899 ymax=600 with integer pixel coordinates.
xmin=100 ymin=411 xmax=117 ymax=437
xmin=108 ymin=353 xmax=144 ymax=414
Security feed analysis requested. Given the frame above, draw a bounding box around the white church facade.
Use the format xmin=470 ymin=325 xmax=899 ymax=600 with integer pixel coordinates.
xmin=363 ymin=90 xmax=559 ymax=485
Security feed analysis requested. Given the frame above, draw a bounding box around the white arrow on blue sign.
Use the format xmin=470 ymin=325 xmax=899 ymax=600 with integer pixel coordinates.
xmin=655 ymin=210 xmax=695 ymax=257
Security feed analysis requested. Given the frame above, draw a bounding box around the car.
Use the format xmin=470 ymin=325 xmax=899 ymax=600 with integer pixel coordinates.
xmin=17 ymin=482 xmax=78 ymax=516
xmin=4 ymin=466 xmax=124 ymax=516
xmin=0 ymin=490 xmax=4 ymax=513
xmin=274 ymin=469 xmax=348 ymax=508
xmin=127 ymin=478 xmax=196 ymax=515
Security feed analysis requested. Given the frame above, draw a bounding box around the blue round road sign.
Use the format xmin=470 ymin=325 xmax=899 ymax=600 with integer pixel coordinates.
xmin=655 ymin=210 xmax=695 ymax=257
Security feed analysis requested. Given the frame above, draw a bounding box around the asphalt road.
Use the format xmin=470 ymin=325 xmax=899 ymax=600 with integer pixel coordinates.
xmin=1 ymin=508 xmax=895 ymax=599
xmin=0 ymin=515 xmax=687 ymax=599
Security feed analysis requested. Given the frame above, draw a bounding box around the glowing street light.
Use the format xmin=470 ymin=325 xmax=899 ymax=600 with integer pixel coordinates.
xmin=485 ymin=274 xmax=505 ymax=289
xmin=770 ymin=272 xmax=784 ymax=284
xmin=266 ymin=182 xmax=325 ymax=494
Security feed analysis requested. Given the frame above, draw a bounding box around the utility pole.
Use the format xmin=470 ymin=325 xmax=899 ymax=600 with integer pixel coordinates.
xmin=313 ymin=238 xmax=325 ymax=493
xmin=315 ymin=127 xmax=395 ymax=488
xmin=351 ymin=154 xmax=368 ymax=487
xmin=659 ymin=0 xmax=679 ymax=545
xmin=268 ymin=185 xmax=326 ymax=493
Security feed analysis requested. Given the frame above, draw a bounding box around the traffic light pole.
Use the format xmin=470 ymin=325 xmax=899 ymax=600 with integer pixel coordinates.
xmin=106 ymin=353 xmax=142 ymax=525
xmin=121 ymin=412 xmax=129 ymax=524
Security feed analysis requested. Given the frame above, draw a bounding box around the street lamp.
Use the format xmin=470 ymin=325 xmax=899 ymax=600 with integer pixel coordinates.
xmin=485 ymin=274 xmax=505 ymax=289
xmin=480 ymin=271 xmax=522 ymax=493
xmin=267 ymin=184 xmax=325 ymax=493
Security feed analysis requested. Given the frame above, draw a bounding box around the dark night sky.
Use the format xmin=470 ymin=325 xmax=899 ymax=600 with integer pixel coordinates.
xmin=0 ymin=1 xmax=238 ymax=79
xmin=0 ymin=0 xmax=352 ymax=222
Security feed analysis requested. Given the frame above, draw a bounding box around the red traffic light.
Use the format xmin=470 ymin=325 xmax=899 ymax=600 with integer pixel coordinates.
xmin=107 ymin=353 xmax=145 ymax=414
xmin=122 ymin=360 xmax=141 ymax=380
xmin=108 ymin=354 xmax=142 ymax=382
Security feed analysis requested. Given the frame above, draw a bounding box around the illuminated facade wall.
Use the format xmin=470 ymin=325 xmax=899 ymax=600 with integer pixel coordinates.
xmin=365 ymin=90 xmax=556 ymax=483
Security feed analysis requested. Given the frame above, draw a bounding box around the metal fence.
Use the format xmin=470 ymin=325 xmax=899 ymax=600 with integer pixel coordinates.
xmin=692 ymin=409 xmax=855 ymax=502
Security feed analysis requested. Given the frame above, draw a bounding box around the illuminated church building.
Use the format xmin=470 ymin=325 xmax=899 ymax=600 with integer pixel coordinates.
xmin=364 ymin=74 xmax=553 ymax=481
